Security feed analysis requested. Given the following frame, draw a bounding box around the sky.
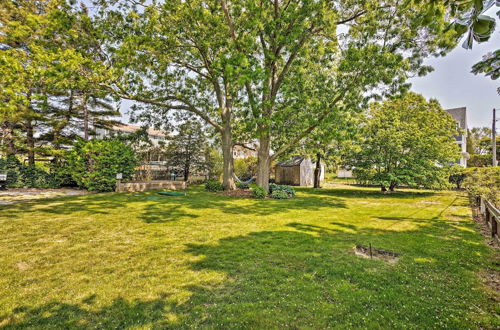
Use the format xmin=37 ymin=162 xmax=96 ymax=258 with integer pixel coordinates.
xmin=409 ymin=26 xmax=499 ymax=128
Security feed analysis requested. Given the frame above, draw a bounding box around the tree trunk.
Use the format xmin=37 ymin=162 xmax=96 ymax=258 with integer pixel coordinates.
xmin=2 ymin=122 xmax=16 ymax=157
xmin=314 ymin=152 xmax=321 ymax=188
xmin=381 ymin=185 xmax=387 ymax=192
xmin=83 ymin=94 xmax=89 ymax=140
xmin=26 ymin=120 xmax=35 ymax=166
xmin=256 ymin=134 xmax=271 ymax=192
xmin=221 ymin=123 xmax=236 ymax=190
xmin=184 ymin=159 xmax=190 ymax=182
xmin=389 ymin=182 xmax=396 ymax=191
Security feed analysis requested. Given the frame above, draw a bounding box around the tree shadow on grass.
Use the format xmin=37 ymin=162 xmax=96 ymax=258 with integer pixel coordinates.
xmin=138 ymin=194 xmax=347 ymax=222
xmin=3 ymin=214 xmax=493 ymax=329
xmin=141 ymin=203 xmax=200 ymax=223
xmin=303 ymin=187 xmax=438 ymax=199
xmin=2 ymin=296 xmax=167 ymax=329
xmin=0 ymin=187 xmax=347 ymax=222
xmin=0 ymin=193 xmax=129 ymax=219
xmin=177 ymin=221 xmax=491 ymax=328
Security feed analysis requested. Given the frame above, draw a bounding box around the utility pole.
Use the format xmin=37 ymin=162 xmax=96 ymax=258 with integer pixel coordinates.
xmin=493 ymin=108 xmax=497 ymax=166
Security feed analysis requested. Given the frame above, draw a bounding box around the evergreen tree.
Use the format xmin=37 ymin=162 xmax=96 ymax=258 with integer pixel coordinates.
xmin=166 ymin=121 xmax=208 ymax=182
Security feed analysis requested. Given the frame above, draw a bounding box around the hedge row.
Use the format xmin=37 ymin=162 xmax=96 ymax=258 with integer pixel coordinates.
xmin=462 ymin=167 xmax=500 ymax=208
xmin=0 ymin=157 xmax=62 ymax=188
xmin=0 ymin=138 xmax=138 ymax=192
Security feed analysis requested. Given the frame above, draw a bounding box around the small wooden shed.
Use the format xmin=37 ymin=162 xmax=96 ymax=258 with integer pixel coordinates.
xmin=275 ymin=156 xmax=324 ymax=186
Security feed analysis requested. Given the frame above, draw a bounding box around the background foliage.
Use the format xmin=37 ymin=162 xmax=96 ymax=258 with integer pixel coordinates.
xmin=348 ymin=93 xmax=459 ymax=191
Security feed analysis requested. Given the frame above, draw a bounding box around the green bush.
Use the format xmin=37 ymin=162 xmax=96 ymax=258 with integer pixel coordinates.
xmin=271 ymin=189 xmax=289 ymax=199
xmin=236 ymin=182 xmax=249 ymax=189
xmin=0 ymin=156 xmax=60 ymax=188
xmin=448 ymin=166 xmax=466 ymax=189
xmin=18 ymin=165 xmax=60 ymax=188
xmin=0 ymin=156 xmax=21 ymax=186
xmin=49 ymin=159 xmax=77 ymax=187
xmin=463 ymin=167 xmax=500 ymax=207
xmin=67 ymin=138 xmax=137 ymax=192
xmin=251 ymin=185 xmax=266 ymax=199
xmin=468 ymin=154 xmax=491 ymax=167
xmin=205 ymin=180 xmax=224 ymax=192
xmin=269 ymin=183 xmax=295 ymax=198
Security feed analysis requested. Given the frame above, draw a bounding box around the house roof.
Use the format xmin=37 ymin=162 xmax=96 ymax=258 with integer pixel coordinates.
xmin=276 ymin=156 xmax=304 ymax=167
xmin=112 ymin=124 xmax=167 ymax=138
xmin=445 ymin=107 xmax=467 ymax=129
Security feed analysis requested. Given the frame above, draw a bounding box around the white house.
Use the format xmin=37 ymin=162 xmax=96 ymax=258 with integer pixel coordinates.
xmin=445 ymin=107 xmax=468 ymax=167
xmin=94 ymin=123 xmax=168 ymax=146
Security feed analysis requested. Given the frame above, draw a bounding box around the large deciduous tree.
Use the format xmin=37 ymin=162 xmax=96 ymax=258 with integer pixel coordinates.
xmin=217 ymin=0 xmax=459 ymax=191
xmin=94 ymin=0 xmax=244 ymax=190
xmin=93 ymin=0 xmax=460 ymax=191
xmin=349 ymin=93 xmax=460 ymax=191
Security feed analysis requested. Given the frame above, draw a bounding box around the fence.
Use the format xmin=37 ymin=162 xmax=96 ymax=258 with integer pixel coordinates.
xmin=116 ymin=180 xmax=186 ymax=193
xmin=133 ymin=170 xmax=208 ymax=183
xmin=477 ymin=196 xmax=500 ymax=243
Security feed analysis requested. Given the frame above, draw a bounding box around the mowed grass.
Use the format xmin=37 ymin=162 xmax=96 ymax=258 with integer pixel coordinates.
xmin=0 ymin=184 xmax=498 ymax=329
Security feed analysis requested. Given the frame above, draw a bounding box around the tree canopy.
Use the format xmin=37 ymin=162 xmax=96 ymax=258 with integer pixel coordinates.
xmin=0 ymin=0 xmax=118 ymax=162
xmin=348 ymin=93 xmax=460 ymax=191
xmin=90 ymin=0 xmax=462 ymax=190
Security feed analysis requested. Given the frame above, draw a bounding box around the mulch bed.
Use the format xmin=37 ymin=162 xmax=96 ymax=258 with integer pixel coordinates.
xmin=220 ymin=189 xmax=253 ymax=198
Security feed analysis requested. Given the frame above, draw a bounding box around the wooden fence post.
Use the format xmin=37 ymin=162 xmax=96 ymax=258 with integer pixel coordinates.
xmin=492 ymin=214 xmax=498 ymax=238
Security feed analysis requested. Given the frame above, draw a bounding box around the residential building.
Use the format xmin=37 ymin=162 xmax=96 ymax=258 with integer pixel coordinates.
xmin=94 ymin=123 xmax=168 ymax=146
xmin=232 ymin=144 xmax=258 ymax=159
xmin=445 ymin=107 xmax=468 ymax=167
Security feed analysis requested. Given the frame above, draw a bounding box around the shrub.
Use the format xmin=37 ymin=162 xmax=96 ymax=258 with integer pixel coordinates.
xmin=448 ymin=166 xmax=466 ymax=189
xmin=251 ymin=184 xmax=266 ymax=199
xmin=67 ymin=138 xmax=137 ymax=192
xmin=271 ymin=189 xmax=289 ymax=199
xmin=468 ymin=154 xmax=491 ymax=167
xmin=0 ymin=156 xmax=60 ymax=188
xmin=236 ymin=182 xmax=249 ymax=189
xmin=463 ymin=167 xmax=500 ymax=207
xmin=0 ymin=156 xmax=21 ymax=186
xmin=49 ymin=159 xmax=77 ymax=187
xmin=269 ymin=183 xmax=295 ymax=198
xmin=205 ymin=180 xmax=224 ymax=192
xmin=18 ymin=165 xmax=60 ymax=188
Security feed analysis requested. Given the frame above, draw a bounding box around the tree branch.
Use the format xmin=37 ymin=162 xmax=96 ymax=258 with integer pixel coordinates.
xmin=102 ymin=83 xmax=223 ymax=132
xmin=270 ymin=93 xmax=343 ymax=161
xmin=233 ymin=142 xmax=257 ymax=152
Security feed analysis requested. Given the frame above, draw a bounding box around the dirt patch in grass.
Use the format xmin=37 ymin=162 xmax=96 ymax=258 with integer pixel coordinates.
xmin=353 ymin=245 xmax=401 ymax=263
xmin=16 ymin=262 xmax=30 ymax=271
xmin=220 ymin=189 xmax=253 ymax=198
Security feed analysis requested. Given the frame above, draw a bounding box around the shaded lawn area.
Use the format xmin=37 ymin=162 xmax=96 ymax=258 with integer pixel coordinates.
xmin=0 ymin=185 xmax=498 ymax=329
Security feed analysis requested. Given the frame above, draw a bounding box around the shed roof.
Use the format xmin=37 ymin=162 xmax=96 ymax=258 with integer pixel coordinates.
xmin=276 ymin=156 xmax=304 ymax=167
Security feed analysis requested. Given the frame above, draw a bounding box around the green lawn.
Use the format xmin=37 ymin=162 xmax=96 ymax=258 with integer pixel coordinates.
xmin=0 ymin=185 xmax=498 ymax=329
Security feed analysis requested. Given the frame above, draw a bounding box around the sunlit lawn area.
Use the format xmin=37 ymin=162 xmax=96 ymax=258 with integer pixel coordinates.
xmin=0 ymin=184 xmax=498 ymax=328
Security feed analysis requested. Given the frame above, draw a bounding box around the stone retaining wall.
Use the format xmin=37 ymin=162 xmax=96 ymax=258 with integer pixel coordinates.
xmin=116 ymin=180 xmax=186 ymax=192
